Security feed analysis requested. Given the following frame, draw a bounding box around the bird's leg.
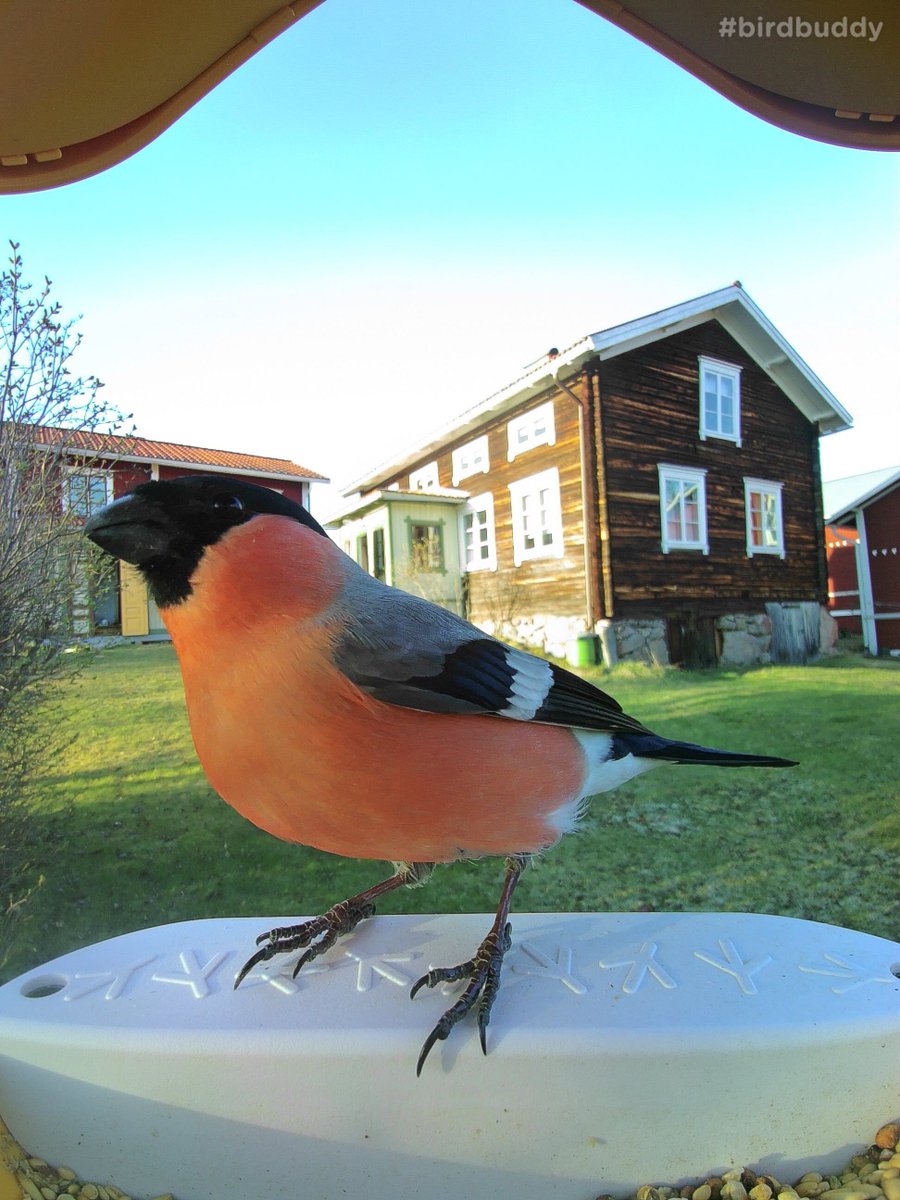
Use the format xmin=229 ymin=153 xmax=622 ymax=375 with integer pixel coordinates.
xmin=411 ymin=854 xmax=527 ymax=1075
xmin=234 ymin=861 xmax=433 ymax=988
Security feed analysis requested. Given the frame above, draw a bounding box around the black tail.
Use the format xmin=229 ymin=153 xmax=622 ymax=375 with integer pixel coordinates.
xmin=616 ymin=732 xmax=797 ymax=768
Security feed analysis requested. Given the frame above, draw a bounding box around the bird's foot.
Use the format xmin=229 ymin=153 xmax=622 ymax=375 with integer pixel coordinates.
xmin=410 ymin=919 xmax=513 ymax=1076
xmin=233 ymin=896 xmax=376 ymax=988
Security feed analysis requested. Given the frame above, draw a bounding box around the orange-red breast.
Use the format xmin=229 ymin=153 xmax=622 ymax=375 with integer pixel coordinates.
xmin=86 ymin=475 xmax=795 ymax=1072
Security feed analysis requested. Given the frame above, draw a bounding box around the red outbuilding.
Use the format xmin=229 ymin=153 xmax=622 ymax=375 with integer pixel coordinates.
xmin=29 ymin=426 xmax=328 ymax=637
xmin=823 ymin=466 xmax=900 ymax=655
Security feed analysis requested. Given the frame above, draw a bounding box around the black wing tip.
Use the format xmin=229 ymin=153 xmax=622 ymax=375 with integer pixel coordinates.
xmin=711 ymin=755 xmax=799 ymax=768
xmin=670 ymin=749 xmax=800 ymax=768
xmin=615 ymin=733 xmax=798 ymax=767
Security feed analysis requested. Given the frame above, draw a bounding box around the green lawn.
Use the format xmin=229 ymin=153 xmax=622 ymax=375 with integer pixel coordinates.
xmin=3 ymin=641 xmax=898 ymax=984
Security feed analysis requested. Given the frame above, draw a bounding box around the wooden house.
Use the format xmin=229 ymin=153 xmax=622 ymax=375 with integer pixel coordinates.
xmin=823 ymin=466 xmax=900 ymax=655
xmin=29 ymin=426 xmax=328 ymax=636
xmin=332 ymin=285 xmax=851 ymax=667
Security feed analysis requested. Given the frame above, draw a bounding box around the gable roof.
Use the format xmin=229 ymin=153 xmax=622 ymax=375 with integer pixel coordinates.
xmin=28 ymin=424 xmax=329 ymax=484
xmin=325 ymin=485 xmax=470 ymax=527
xmin=823 ymin=465 xmax=900 ymax=524
xmin=346 ymin=284 xmax=852 ymax=495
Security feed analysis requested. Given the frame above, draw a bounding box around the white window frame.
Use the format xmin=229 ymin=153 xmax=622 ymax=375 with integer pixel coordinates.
xmin=658 ymin=464 xmax=709 ymax=555
xmin=507 ymin=401 xmax=555 ymax=461
xmin=451 ymin=435 xmax=490 ymax=486
xmin=409 ymin=461 xmax=439 ymax=491
xmin=62 ymin=466 xmax=113 ymax=516
xmin=508 ymin=467 xmax=564 ymax=566
xmin=699 ymin=356 xmax=742 ymax=446
xmin=744 ymin=477 xmax=786 ymax=558
xmin=460 ymin=491 xmax=497 ymax=572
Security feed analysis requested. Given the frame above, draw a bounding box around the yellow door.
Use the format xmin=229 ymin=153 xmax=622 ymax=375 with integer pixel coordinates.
xmin=119 ymin=562 xmax=149 ymax=636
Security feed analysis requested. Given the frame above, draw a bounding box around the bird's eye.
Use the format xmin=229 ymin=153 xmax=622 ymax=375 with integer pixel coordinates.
xmin=212 ymin=493 xmax=244 ymax=518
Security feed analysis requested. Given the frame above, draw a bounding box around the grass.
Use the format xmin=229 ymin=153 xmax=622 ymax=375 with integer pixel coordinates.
xmin=2 ymin=641 xmax=898 ymax=984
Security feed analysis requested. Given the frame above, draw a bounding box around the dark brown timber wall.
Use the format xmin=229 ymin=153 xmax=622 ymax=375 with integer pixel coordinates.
xmin=596 ymin=321 xmax=826 ymax=618
xmin=381 ymin=388 xmax=591 ymax=629
xmin=370 ymin=317 xmax=827 ymax=635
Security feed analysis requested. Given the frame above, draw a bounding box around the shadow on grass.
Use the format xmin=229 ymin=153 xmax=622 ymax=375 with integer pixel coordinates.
xmin=4 ymin=651 xmax=897 ymax=985
xmin=8 ymin=754 xmax=898 ymax=988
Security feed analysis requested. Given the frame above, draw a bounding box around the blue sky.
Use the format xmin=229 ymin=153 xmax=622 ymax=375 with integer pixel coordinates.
xmin=3 ymin=0 xmax=898 ymax=515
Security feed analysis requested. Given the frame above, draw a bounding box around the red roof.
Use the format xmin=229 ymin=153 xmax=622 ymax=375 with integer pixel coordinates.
xmin=28 ymin=425 xmax=328 ymax=483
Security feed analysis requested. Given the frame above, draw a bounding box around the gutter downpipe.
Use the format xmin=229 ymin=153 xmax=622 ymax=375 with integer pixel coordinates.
xmin=551 ymin=361 xmax=614 ymax=664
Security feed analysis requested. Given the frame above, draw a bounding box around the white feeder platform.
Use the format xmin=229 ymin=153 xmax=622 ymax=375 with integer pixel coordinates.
xmin=0 ymin=911 xmax=898 ymax=1200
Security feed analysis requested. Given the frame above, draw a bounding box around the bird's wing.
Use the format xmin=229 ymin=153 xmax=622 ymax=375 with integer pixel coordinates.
xmin=332 ymin=582 xmax=650 ymax=737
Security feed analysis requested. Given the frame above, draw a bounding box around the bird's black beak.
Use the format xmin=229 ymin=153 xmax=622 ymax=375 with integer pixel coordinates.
xmin=84 ymin=493 xmax=176 ymax=565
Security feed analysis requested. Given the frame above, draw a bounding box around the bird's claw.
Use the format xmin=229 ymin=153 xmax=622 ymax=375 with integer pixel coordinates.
xmin=409 ymin=956 xmax=476 ymax=1000
xmin=233 ymin=859 xmax=523 ymax=1076
xmin=412 ymin=921 xmax=513 ymax=1076
xmin=234 ymin=901 xmax=377 ymax=989
xmin=232 ymin=941 xmax=277 ymax=989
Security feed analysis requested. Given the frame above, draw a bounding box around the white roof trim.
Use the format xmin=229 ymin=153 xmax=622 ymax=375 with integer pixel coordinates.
xmin=824 ymin=465 xmax=900 ymax=524
xmin=345 ymin=285 xmax=851 ymax=495
xmin=325 ymin=486 xmax=470 ymax=526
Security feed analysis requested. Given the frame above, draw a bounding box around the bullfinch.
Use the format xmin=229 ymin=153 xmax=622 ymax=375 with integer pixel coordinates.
xmin=85 ymin=475 xmax=796 ymax=1073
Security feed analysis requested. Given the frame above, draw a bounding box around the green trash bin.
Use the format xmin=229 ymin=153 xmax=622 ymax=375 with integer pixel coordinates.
xmin=565 ymin=633 xmax=600 ymax=668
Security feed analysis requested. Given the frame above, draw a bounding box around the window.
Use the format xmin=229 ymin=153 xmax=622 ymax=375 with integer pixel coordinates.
xmin=371 ymin=527 xmax=387 ymax=581
xmin=699 ymin=357 xmax=742 ymax=445
xmin=451 ymin=435 xmax=489 ymax=486
xmin=744 ymin=478 xmax=785 ymax=557
xmin=508 ymin=468 xmax=564 ymax=565
xmin=409 ymin=461 xmax=439 ymax=491
xmin=64 ymin=470 xmax=111 ymax=517
xmin=351 ymin=526 xmax=388 ymax=579
xmin=507 ymin=401 xmax=555 ymax=461
xmin=658 ymin=464 xmax=709 ymax=554
xmin=460 ymin=492 xmax=496 ymax=572
xmin=408 ymin=521 xmax=445 ymax=573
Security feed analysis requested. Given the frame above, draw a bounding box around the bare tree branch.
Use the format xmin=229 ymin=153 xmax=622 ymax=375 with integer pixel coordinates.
xmin=0 ymin=240 xmax=132 ymax=967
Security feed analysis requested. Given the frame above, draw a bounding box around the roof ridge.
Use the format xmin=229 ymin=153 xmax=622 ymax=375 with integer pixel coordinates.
xmin=32 ymin=423 xmax=298 ymax=464
xmin=23 ymin=422 xmax=328 ymax=481
xmin=823 ymin=464 xmax=900 ymax=486
xmin=343 ymin=284 xmax=850 ymax=496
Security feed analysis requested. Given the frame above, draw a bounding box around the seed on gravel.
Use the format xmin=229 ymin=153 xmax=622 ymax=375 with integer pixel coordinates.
xmin=18 ymin=1176 xmax=45 ymax=1200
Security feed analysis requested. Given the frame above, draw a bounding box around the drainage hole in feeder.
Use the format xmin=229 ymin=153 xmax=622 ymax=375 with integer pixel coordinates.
xmin=21 ymin=973 xmax=69 ymax=998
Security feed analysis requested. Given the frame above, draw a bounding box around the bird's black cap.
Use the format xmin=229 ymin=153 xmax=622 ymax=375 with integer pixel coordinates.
xmin=85 ymin=474 xmax=327 ymax=608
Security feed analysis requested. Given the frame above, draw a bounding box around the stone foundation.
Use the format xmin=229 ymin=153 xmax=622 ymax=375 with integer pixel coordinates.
xmin=478 ymin=613 xmax=588 ymax=659
xmin=478 ymin=605 xmax=836 ymax=667
xmin=717 ymin=611 xmax=772 ymax=666
xmin=598 ymin=605 xmax=834 ymax=667
xmin=819 ymin=605 xmax=840 ymax=655
xmin=596 ymin=614 xmax=773 ymax=668
xmin=602 ymin=618 xmax=670 ymax=666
